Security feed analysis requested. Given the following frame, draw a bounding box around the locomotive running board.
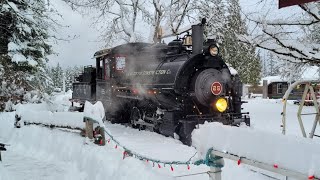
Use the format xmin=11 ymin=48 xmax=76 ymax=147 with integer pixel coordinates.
xmin=116 ymin=95 xmax=143 ymax=100
xmin=185 ymin=112 xmax=250 ymax=126
xmin=133 ymin=121 xmax=155 ymax=128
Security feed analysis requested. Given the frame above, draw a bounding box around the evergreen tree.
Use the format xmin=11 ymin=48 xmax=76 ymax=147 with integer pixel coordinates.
xmin=0 ymin=0 xmax=56 ymax=98
xmin=65 ymin=66 xmax=83 ymax=91
xmin=197 ymin=0 xmax=226 ymax=43
xmin=51 ymin=63 xmax=63 ymax=90
xmin=65 ymin=67 xmax=73 ymax=91
xmin=47 ymin=65 xmax=83 ymax=92
xmin=267 ymin=52 xmax=280 ymax=76
xmin=220 ymin=0 xmax=261 ymax=84
xmin=258 ymin=51 xmax=268 ymax=78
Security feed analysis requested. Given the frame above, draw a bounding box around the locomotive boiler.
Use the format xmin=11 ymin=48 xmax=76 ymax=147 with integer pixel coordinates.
xmin=71 ymin=20 xmax=250 ymax=145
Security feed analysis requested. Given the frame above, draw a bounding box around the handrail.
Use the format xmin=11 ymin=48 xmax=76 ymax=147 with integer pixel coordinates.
xmin=207 ymin=149 xmax=319 ymax=180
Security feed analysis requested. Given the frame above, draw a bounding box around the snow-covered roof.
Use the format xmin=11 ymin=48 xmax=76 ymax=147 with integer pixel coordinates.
xmin=261 ymin=75 xmax=287 ymax=85
xmin=192 ymin=122 xmax=320 ymax=177
xmin=261 ymin=66 xmax=320 ymax=85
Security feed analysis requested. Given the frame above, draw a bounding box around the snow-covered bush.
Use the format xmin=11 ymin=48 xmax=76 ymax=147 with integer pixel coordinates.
xmin=4 ymin=99 xmax=14 ymax=112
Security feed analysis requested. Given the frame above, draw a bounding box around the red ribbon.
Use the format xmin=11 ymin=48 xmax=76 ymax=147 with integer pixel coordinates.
xmin=308 ymin=175 xmax=315 ymax=179
xmin=123 ymin=151 xmax=127 ymax=160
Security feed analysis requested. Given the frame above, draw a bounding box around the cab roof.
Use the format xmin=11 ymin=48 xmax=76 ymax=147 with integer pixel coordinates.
xmin=93 ymin=48 xmax=111 ymax=58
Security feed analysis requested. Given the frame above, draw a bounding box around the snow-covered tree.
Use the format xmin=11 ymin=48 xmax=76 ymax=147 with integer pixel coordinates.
xmin=65 ymin=65 xmax=83 ymax=91
xmin=0 ymin=0 xmax=54 ymax=68
xmin=240 ymin=1 xmax=320 ymax=64
xmin=46 ymin=65 xmax=83 ymax=92
xmin=63 ymin=0 xmax=148 ymax=46
xmin=218 ymin=0 xmax=261 ymax=84
xmin=62 ymin=0 xmax=198 ymax=45
xmin=148 ymin=0 xmax=195 ymax=43
xmin=196 ymin=0 xmax=226 ymax=43
xmin=0 ymin=0 xmax=58 ymax=98
xmin=266 ymin=52 xmax=280 ymax=76
xmin=279 ymin=62 xmax=305 ymax=82
xmin=258 ymin=51 xmax=268 ymax=78
xmin=50 ymin=63 xmax=63 ymax=90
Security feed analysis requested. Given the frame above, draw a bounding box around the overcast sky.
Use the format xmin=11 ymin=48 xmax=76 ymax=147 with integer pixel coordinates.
xmin=48 ymin=0 xmax=103 ymax=68
xmin=48 ymin=0 xmax=300 ymax=68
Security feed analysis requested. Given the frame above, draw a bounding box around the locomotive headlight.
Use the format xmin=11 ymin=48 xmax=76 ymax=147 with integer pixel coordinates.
xmin=209 ymin=46 xmax=219 ymax=56
xmin=215 ymin=98 xmax=227 ymax=112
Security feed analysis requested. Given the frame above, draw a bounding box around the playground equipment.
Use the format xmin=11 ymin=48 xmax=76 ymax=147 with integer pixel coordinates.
xmin=282 ymin=81 xmax=320 ymax=138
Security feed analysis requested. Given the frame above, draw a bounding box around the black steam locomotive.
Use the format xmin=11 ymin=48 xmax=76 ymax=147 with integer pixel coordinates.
xmin=71 ymin=21 xmax=250 ymax=145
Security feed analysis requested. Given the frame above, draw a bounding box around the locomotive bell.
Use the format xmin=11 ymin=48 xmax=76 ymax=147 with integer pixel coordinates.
xmin=183 ymin=33 xmax=192 ymax=46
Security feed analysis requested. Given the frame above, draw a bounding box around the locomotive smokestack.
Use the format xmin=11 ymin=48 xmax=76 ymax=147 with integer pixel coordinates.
xmin=192 ymin=21 xmax=204 ymax=54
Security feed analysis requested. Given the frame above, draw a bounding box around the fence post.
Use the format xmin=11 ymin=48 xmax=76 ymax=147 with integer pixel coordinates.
xmin=207 ymin=152 xmax=224 ymax=180
xmin=85 ymin=118 xmax=94 ymax=139
xmin=0 ymin=143 xmax=7 ymax=162
xmin=208 ymin=166 xmax=223 ymax=180
xmin=263 ymin=80 xmax=268 ymax=99
xmin=99 ymin=126 xmax=106 ymax=145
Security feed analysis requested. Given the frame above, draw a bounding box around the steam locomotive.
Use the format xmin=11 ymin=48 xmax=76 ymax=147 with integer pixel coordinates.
xmin=71 ymin=20 xmax=250 ymax=145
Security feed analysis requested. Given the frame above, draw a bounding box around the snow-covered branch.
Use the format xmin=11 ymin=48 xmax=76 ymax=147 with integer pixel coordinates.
xmin=241 ymin=1 xmax=320 ymax=64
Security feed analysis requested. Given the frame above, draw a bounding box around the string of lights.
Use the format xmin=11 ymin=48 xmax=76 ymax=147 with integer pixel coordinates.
xmin=102 ymin=127 xmax=222 ymax=171
xmin=24 ymin=119 xmax=317 ymax=179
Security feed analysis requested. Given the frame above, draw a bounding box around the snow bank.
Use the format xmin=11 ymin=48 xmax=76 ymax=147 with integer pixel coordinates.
xmin=105 ymin=123 xmax=199 ymax=163
xmin=0 ymin=112 xmax=15 ymax=141
xmin=0 ymin=113 xmax=14 ymax=180
xmin=21 ymin=111 xmax=85 ymax=129
xmin=15 ymin=103 xmax=49 ymax=115
xmin=46 ymin=91 xmax=72 ymax=112
xmin=16 ymin=100 xmax=106 ymax=130
xmin=13 ymin=91 xmax=72 ymax=114
xmin=3 ymin=122 xmax=173 ymax=180
xmin=192 ymin=122 xmax=320 ymax=177
xmin=0 ymin=164 xmax=11 ymax=180
xmin=13 ymin=95 xmax=84 ymax=129
xmin=84 ymin=101 xmax=105 ymax=127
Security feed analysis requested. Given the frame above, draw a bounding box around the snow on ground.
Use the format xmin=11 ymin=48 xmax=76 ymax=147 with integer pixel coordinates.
xmin=84 ymin=101 xmax=105 ymax=127
xmin=244 ymin=98 xmax=320 ymax=138
xmin=192 ymin=122 xmax=320 ymax=177
xmin=21 ymin=111 xmax=85 ymax=129
xmin=1 ymin=96 xmax=320 ymax=180
xmin=0 ymin=113 xmax=173 ymax=180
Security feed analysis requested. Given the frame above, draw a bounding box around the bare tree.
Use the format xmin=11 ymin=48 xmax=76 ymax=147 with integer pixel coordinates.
xmin=63 ymin=0 xmax=203 ymax=45
xmin=63 ymin=0 xmax=149 ymax=46
xmin=240 ymin=1 xmax=320 ymax=64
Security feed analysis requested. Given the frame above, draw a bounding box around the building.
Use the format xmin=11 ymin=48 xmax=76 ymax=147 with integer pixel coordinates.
xmin=245 ymin=66 xmax=320 ymax=99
